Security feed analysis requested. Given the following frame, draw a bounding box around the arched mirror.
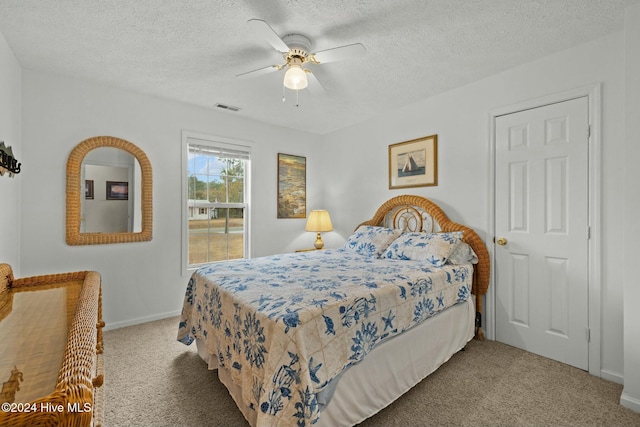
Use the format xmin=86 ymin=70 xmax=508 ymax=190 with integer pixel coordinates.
xmin=66 ymin=136 xmax=152 ymax=245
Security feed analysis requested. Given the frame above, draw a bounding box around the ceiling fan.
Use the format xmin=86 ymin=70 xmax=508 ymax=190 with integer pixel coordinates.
xmin=237 ymin=19 xmax=366 ymax=99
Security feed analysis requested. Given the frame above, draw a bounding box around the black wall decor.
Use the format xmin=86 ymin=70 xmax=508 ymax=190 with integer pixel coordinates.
xmin=0 ymin=141 xmax=21 ymax=177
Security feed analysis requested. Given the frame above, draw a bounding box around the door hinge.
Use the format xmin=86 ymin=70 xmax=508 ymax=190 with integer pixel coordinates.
xmin=587 ymin=124 xmax=591 ymax=138
xmin=585 ymin=327 xmax=591 ymax=342
xmin=587 ymin=226 xmax=591 ymax=240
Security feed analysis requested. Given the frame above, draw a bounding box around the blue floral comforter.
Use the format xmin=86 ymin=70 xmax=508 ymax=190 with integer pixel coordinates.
xmin=177 ymin=248 xmax=472 ymax=426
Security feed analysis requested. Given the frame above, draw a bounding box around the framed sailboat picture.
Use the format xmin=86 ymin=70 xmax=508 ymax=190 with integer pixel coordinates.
xmin=388 ymin=135 xmax=438 ymax=189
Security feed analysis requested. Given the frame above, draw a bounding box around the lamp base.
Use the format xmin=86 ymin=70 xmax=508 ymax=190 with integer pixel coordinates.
xmin=314 ymin=232 xmax=324 ymax=250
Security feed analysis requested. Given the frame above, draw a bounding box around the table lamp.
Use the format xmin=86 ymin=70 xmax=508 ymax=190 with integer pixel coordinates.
xmin=305 ymin=210 xmax=333 ymax=249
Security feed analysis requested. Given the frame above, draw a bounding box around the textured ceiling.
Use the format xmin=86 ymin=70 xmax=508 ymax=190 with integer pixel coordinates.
xmin=0 ymin=0 xmax=636 ymax=134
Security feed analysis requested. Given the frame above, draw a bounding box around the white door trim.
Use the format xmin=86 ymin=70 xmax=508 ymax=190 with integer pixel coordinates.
xmin=486 ymin=83 xmax=602 ymax=377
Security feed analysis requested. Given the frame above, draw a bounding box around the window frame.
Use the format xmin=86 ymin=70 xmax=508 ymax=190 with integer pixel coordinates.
xmin=181 ymin=131 xmax=252 ymax=273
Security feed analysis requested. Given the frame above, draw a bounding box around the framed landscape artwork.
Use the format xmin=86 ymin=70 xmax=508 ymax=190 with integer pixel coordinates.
xmin=277 ymin=153 xmax=306 ymax=218
xmin=388 ymin=134 xmax=438 ymax=189
xmin=106 ymin=181 xmax=129 ymax=200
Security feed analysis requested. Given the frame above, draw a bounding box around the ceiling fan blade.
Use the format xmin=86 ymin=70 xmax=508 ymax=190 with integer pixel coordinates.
xmin=236 ymin=64 xmax=282 ymax=79
xmin=247 ymin=19 xmax=289 ymax=53
xmin=311 ymin=43 xmax=366 ymax=64
xmin=305 ymin=71 xmax=325 ymax=95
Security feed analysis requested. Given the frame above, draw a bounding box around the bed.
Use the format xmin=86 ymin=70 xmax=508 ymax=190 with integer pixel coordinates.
xmin=177 ymin=194 xmax=490 ymax=426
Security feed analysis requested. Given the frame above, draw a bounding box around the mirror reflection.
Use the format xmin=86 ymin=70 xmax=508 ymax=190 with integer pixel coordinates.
xmin=81 ymin=148 xmax=142 ymax=233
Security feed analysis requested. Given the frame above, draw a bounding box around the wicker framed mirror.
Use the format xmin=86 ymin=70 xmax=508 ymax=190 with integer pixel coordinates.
xmin=66 ymin=136 xmax=152 ymax=245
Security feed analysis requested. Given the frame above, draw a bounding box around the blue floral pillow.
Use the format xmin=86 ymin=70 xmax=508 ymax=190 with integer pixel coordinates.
xmin=343 ymin=226 xmax=403 ymax=257
xmin=382 ymin=231 xmax=464 ymax=267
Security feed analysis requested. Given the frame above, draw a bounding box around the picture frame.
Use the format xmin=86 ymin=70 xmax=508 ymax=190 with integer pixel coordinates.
xmin=388 ymin=134 xmax=438 ymax=189
xmin=106 ymin=181 xmax=129 ymax=200
xmin=277 ymin=153 xmax=306 ymax=218
xmin=85 ymin=180 xmax=94 ymax=199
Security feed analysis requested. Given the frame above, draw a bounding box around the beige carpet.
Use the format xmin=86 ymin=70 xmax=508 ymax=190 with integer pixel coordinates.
xmin=103 ymin=316 xmax=640 ymax=426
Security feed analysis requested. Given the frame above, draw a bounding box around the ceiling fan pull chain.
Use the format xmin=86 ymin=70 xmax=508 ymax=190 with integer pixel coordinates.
xmin=281 ymin=84 xmax=303 ymax=107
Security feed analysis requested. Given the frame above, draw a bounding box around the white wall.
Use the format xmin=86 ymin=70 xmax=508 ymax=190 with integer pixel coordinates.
xmin=0 ymin=31 xmax=21 ymax=271
xmin=319 ymin=32 xmax=627 ymax=382
xmin=622 ymin=2 xmax=640 ymax=413
xmin=19 ymin=70 xmax=322 ymax=329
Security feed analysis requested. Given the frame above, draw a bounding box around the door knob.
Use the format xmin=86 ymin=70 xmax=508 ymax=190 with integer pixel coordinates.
xmin=496 ymin=237 xmax=508 ymax=246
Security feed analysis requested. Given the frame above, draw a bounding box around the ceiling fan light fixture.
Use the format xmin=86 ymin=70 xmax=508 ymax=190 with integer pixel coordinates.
xmin=283 ymin=65 xmax=308 ymax=90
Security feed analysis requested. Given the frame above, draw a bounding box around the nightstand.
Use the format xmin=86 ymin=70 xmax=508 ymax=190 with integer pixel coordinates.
xmin=295 ymin=248 xmax=320 ymax=252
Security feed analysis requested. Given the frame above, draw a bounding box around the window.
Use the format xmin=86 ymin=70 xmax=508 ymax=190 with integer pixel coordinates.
xmin=182 ymin=132 xmax=251 ymax=270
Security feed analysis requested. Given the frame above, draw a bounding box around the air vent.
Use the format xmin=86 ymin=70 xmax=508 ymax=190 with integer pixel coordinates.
xmin=214 ymin=103 xmax=241 ymax=112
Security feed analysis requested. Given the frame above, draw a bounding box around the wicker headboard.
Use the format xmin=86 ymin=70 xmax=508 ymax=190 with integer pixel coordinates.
xmin=357 ymin=195 xmax=490 ymax=337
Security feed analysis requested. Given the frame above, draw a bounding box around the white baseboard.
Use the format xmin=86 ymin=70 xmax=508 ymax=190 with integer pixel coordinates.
xmin=600 ymin=368 xmax=624 ymax=385
xmin=621 ymin=390 xmax=640 ymax=414
xmin=104 ymin=310 xmax=181 ymax=331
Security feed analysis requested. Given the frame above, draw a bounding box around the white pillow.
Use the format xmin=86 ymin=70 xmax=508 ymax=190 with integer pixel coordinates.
xmin=343 ymin=226 xmax=402 ymax=257
xmin=382 ymin=231 xmax=464 ymax=267
xmin=447 ymin=241 xmax=478 ymax=265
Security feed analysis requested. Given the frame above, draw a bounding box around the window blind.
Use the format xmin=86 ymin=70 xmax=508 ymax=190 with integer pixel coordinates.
xmin=188 ymin=141 xmax=251 ymax=160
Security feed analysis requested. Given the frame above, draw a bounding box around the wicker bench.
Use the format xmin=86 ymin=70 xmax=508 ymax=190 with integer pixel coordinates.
xmin=0 ymin=264 xmax=104 ymax=427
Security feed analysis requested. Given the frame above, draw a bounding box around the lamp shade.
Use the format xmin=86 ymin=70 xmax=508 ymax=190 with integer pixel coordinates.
xmin=305 ymin=210 xmax=333 ymax=232
xmin=283 ymin=65 xmax=308 ymax=90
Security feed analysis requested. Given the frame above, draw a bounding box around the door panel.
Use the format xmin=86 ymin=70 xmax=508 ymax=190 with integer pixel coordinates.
xmin=495 ymin=97 xmax=589 ymax=370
